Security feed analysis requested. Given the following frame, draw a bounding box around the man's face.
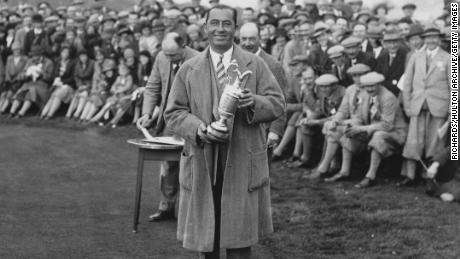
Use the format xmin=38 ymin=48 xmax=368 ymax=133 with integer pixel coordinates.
xmin=285 ymin=1 xmax=295 ymax=11
xmin=301 ymin=69 xmax=315 ymax=89
xmin=240 ymin=29 xmax=259 ymax=54
xmin=319 ymin=84 xmax=336 ymax=96
xmin=398 ymin=22 xmax=410 ymax=37
xmin=336 ymin=18 xmax=348 ymax=31
xmin=33 ymin=22 xmax=43 ymax=30
xmin=352 ymin=24 xmax=366 ymax=39
xmin=205 ymin=8 xmax=236 ymax=52
xmin=259 ymin=28 xmax=270 ymax=42
xmin=351 ymin=73 xmax=363 ymax=86
xmin=408 ymin=35 xmax=424 ymax=50
xmin=331 ymin=55 xmax=345 ymax=67
xmin=241 ymin=10 xmax=254 ymax=23
xmin=384 ymin=39 xmax=400 ymax=54
xmin=271 ymin=3 xmax=282 ymax=15
xmin=424 ymin=35 xmax=440 ymax=50
xmin=365 ymin=84 xmax=378 ymax=96
xmin=345 ymin=45 xmax=360 ymax=59
xmin=163 ymin=45 xmax=184 ymax=63
xmin=350 ymin=3 xmax=362 ymax=13
xmin=23 ymin=17 xmax=32 ymax=27
xmin=403 ymin=8 xmax=415 ymax=17
xmin=317 ymin=32 xmax=329 ymax=45
xmin=291 ymin=63 xmax=306 ymax=77
xmin=298 ymin=23 xmax=312 ymax=43
xmin=275 ymin=36 xmax=286 ymax=46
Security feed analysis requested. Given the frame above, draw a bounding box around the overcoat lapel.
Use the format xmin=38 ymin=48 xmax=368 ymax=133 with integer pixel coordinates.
xmin=426 ymin=51 xmax=441 ymax=77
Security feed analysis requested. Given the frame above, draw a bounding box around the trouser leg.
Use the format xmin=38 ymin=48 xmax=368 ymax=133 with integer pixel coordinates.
xmin=227 ymin=247 xmax=251 ymax=259
xmin=158 ymin=161 xmax=180 ymax=211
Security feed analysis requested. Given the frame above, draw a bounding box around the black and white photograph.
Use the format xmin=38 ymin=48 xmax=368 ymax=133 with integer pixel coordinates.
xmin=0 ymin=0 xmax=458 ymax=258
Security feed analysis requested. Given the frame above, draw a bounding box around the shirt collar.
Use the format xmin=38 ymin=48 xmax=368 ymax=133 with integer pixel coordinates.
xmin=255 ymin=47 xmax=262 ymax=56
xmin=209 ymin=45 xmax=234 ymax=71
xmin=426 ymin=46 xmax=439 ymax=57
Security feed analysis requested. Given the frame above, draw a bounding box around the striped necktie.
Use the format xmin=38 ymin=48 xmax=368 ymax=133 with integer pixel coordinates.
xmin=216 ymin=54 xmax=226 ymax=88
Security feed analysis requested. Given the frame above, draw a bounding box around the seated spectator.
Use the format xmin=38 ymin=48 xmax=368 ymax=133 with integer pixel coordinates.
xmin=79 ymin=58 xmax=117 ymax=123
xmin=327 ymin=45 xmax=353 ymax=87
xmin=272 ymin=55 xmax=310 ymax=162
xmin=324 ymin=72 xmax=407 ymax=186
xmin=309 ymin=64 xmax=370 ymax=178
xmin=9 ymin=45 xmax=54 ymax=118
xmin=0 ymin=42 xmax=27 ymax=114
xmin=90 ymin=62 xmax=133 ymax=128
xmin=66 ymin=49 xmax=94 ymax=119
xmin=131 ymin=50 xmax=153 ymax=124
xmin=40 ymin=45 xmax=76 ymax=119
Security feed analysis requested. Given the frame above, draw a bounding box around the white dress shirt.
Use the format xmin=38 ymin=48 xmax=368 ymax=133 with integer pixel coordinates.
xmin=209 ymin=45 xmax=234 ymax=73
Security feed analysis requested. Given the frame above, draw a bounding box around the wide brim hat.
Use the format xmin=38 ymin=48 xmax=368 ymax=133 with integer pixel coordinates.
xmin=382 ymin=30 xmax=401 ymax=41
xmin=341 ymin=36 xmax=362 ymax=48
xmin=422 ymin=26 xmax=443 ymax=37
xmin=406 ymin=24 xmax=424 ymax=39
xmin=402 ymin=3 xmax=416 ymax=10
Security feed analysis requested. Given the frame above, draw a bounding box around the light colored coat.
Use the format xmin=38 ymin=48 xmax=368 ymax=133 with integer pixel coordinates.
xmin=402 ymin=47 xmax=451 ymax=118
xmin=164 ymin=45 xmax=285 ymax=252
xmin=142 ymin=46 xmax=198 ymax=135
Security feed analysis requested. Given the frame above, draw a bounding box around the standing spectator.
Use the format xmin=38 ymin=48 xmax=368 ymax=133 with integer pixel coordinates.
xmin=399 ymin=27 xmax=451 ymax=186
xmin=375 ymin=31 xmax=408 ymax=96
xmin=137 ymin=32 xmax=198 ymax=221
xmin=342 ymin=36 xmax=376 ymax=69
xmin=164 ymin=5 xmax=284 ymax=258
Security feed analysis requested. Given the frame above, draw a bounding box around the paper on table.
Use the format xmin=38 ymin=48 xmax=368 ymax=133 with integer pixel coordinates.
xmin=139 ymin=126 xmax=185 ymax=146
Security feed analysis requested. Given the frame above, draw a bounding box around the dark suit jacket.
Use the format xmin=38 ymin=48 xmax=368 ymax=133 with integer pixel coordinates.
xmin=259 ymin=49 xmax=288 ymax=137
xmin=23 ymin=30 xmax=51 ymax=57
xmin=330 ymin=60 xmax=354 ymax=87
xmin=74 ymin=60 xmax=95 ymax=89
xmin=375 ymin=48 xmax=408 ymax=96
xmin=52 ymin=58 xmax=76 ymax=89
xmin=351 ymin=51 xmax=376 ymax=70
xmin=308 ymin=41 xmax=334 ymax=75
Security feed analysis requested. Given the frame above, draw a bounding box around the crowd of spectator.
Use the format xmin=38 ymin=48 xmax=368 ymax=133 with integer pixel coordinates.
xmin=0 ymin=0 xmax=458 ymax=202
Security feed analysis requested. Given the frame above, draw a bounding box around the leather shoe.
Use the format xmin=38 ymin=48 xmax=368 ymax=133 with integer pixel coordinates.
xmin=324 ymin=173 xmax=349 ymax=182
xmin=355 ymin=177 xmax=375 ymax=188
xmin=396 ymin=178 xmax=418 ymax=187
xmin=148 ymin=209 xmax=175 ymax=222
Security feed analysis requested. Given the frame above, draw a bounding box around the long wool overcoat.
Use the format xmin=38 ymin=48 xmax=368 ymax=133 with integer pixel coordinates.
xmin=164 ymin=45 xmax=285 ymax=252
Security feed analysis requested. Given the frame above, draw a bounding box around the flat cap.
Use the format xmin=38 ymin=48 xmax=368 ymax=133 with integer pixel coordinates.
xmin=278 ymin=18 xmax=297 ymax=28
xmin=402 ymin=3 xmax=416 ymax=10
xmin=422 ymin=26 xmax=442 ymax=37
xmin=164 ymin=9 xmax=182 ymax=19
xmin=406 ymin=23 xmax=424 ymax=39
xmin=367 ymin=28 xmax=383 ymax=39
xmin=102 ymin=58 xmax=117 ymax=72
xmin=312 ymin=22 xmax=330 ymax=38
xmin=288 ymin=55 xmax=310 ymax=66
xmin=341 ymin=36 xmax=362 ymax=48
xmin=360 ymin=72 xmax=385 ymax=86
xmin=123 ymin=48 xmax=135 ymax=59
xmin=315 ymin=74 xmax=339 ymax=86
xmin=346 ymin=63 xmax=370 ymax=75
xmin=383 ymin=30 xmax=401 ymax=41
xmin=327 ymin=45 xmax=345 ymax=58
xmin=44 ymin=15 xmax=59 ymax=23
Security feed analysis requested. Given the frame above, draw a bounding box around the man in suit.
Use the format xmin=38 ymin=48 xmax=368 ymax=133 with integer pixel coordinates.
xmin=13 ymin=15 xmax=32 ymax=54
xmin=325 ymin=72 xmax=407 ymax=184
xmin=308 ymin=23 xmax=335 ymax=75
xmin=239 ymin=22 xmax=287 ymax=160
xmin=137 ymin=32 xmax=198 ymax=221
xmin=374 ymin=31 xmax=408 ymax=97
xmin=327 ymin=45 xmax=354 ymax=87
xmin=342 ymin=36 xmax=376 ymax=69
xmin=23 ymin=14 xmax=51 ymax=57
xmin=400 ymin=27 xmax=451 ymax=186
xmin=164 ymin=5 xmax=285 ymax=258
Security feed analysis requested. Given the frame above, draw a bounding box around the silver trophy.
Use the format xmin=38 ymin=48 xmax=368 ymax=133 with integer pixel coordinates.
xmin=207 ymin=60 xmax=253 ymax=140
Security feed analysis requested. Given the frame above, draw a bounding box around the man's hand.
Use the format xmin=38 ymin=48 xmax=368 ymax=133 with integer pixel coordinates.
xmin=300 ymin=118 xmax=319 ymax=126
xmin=427 ymin=162 xmax=440 ymax=179
xmin=197 ymin=123 xmax=213 ymax=144
xmin=237 ymin=89 xmax=255 ymax=108
xmin=267 ymin=132 xmax=280 ymax=148
xmin=136 ymin=114 xmax=153 ymax=129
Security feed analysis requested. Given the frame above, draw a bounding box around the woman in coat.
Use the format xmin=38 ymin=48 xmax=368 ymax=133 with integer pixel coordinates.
xmin=65 ymin=49 xmax=95 ymax=119
xmin=9 ymin=45 xmax=54 ymax=118
xmin=0 ymin=42 xmax=27 ymax=114
xmin=40 ymin=45 xmax=76 ymax=119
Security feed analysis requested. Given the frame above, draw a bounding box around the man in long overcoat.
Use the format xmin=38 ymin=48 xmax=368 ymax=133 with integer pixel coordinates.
xmin=164 ymin=5 xmax=285 ymax=259
xmin=137 ymin=32 xmax=198 ymax=221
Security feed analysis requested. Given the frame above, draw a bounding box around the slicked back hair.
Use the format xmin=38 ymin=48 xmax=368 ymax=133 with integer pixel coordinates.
xmin=205 ymin=4 xmax=238 ymax=26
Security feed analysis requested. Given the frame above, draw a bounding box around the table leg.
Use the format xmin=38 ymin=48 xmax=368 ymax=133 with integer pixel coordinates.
xmin=133 ymin=149 xmax=145 ymax=233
